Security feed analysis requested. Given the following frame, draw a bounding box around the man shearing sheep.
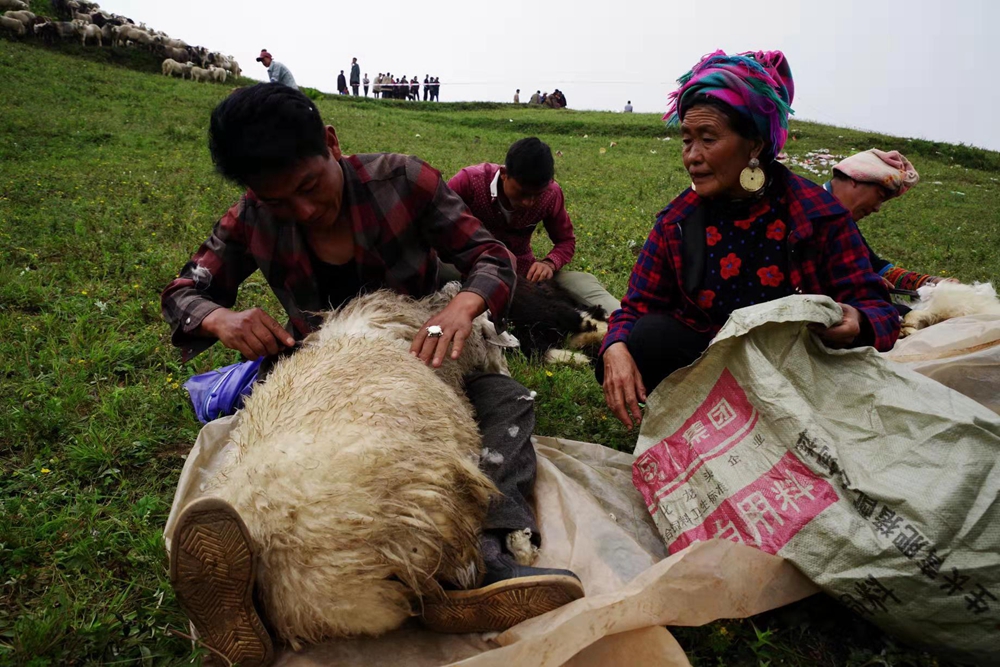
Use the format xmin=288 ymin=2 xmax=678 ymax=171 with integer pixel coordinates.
xmin=161 ymin=83 xmax=583 ymax=666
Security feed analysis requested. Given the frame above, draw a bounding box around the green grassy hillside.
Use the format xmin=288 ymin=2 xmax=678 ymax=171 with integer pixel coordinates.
xmin=2 ymin=37 xmax=997 ymax=665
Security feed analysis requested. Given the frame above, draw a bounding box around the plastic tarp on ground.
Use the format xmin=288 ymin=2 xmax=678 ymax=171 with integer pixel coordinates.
xmin=165 ymin=418 xmax=816 ymax=666
xmin=632 ymin=295 xmax=1000 ymax=665
xmin=885 ymin=313 xmax=1000 ymax=415
xmin=164 ymin=301 xmax=1000 ymax=665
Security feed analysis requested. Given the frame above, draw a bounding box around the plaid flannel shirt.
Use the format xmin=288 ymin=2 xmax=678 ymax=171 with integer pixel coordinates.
xmin=602 ymin=164 xmax=899 ymax=355
xmin=447 ymin=163 xmax=576 ymax=276
xmin=162 ymin=153 xmax=516 ymax=361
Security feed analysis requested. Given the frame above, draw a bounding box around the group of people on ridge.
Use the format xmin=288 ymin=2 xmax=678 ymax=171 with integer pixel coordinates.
xmin=367 ymin=72 xmax=441 ymax=100
xmin=523 ymin=88 xmax=567 ymax=108
xmin=164 ymin=48 xmax=945 ymax=665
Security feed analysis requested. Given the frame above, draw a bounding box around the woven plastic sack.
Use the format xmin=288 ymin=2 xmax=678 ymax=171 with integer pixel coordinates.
xmin=632 ymin=295 xmax=1000 ymax=664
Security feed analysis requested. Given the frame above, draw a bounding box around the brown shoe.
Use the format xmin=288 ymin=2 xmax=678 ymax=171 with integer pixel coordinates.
xmin=170 ymin=497 xmax=274 ymax=667
xmin=421 ymin=570 xmax=585 ymax=634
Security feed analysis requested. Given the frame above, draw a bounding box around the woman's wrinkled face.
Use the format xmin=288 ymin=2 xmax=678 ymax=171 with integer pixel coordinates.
xmin=681 ymin=105 xmax=763 ymax=199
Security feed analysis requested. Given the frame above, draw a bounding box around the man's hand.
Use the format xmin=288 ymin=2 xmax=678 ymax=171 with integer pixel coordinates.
xmin=200 ymin=307 xmax=295 ymax=360
xmin=410 ymin=291 xmax=487 ymax=367
xmin=812 ymin=302 xmax=861 ymax=348
xmin=601 ymin=342 xmax=647 ymax=430
xmin=526 ymin=260 xmax=555 ymax=283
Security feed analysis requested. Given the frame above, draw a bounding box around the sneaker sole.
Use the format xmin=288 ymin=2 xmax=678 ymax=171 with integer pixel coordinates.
xmin=420 ymin=574 xmax=585 ymax=634
xmin=170 ymin=497 xmax=274 ymax=667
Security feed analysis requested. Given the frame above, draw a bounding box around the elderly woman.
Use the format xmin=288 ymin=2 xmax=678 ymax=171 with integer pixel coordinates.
xmin=826 ymin=149 xmax=952 ymax=291
xmin=599 ymin=50 xmax=899 ymax=428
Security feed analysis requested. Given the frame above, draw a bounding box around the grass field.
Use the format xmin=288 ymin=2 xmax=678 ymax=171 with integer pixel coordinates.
xmin=2 ymin=36 xmax=998 ymax=666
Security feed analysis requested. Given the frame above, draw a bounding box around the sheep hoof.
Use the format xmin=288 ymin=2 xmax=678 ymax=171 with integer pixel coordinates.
xmin=506 ymin=528 xmax=539 ymax=566
xmin=171 ymin=497 xmax=275 ymax=667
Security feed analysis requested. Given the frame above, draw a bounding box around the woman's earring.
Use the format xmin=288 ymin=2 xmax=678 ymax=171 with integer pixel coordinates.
xmin=740 ymin=158 xmax=765 ymax=193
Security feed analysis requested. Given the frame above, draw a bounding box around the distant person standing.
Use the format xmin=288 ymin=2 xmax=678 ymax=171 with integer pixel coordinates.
xmin=432 ymin=77 xmax=440 ymax=101
xmin=514 ymin=89 xmax=520 ymax=103
xmin=363 ymin=73 xmax=370 ymax=97
xmin=624 ymin=100 xmax=633 ymax=112
xmin=423 ymin=75 xmax=430 ymax=101
xmin=337 ymin=70 xmax=347 ymax=95
xmin=373 ymin=73 xmax=381 ymax=98
xmin=350 ymin=57 xmax=360 ymax=96
xmin=410 ymin=76 xmax=419 ymax=101
xmin=255 ymin=49 xmax=297 ymax=89
xmin=529 ymin=90 xmax=540 ymax=105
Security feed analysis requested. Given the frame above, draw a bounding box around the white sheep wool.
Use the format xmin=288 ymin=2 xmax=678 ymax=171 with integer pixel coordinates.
xmin=199 ymin=284 xmax=510 ymax=648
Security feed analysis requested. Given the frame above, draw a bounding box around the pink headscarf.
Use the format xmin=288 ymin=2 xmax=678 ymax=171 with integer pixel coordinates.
xmin=665 ymin=50 xmax=795 ymax=158
xmin=832 ymin=149 xmax=920 ymax=199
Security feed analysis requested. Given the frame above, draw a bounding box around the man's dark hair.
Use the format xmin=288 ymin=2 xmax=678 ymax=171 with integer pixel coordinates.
xmin=505 ymin=137 xmax=554 ymax=188
xmin=209 ymin=83 xmax=327 ymax=186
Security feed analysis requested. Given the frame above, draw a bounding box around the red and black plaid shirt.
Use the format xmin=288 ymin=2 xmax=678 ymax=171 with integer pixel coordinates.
xmin=602 ymin=164 xmax=900 ymax=354
xmin=162 ymin=153 xmax=516 ymax=361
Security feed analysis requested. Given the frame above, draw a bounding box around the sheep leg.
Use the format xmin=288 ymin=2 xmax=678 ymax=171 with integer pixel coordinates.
xmin=901 ymin=309 xmax=939 ymax=336
xmin=506 ymin=528 xmax=540 ymax=566
xmin=566 ymin=318 xmax=608 ymax=351
xmin=543 ymin=348 xmax=591 ymax=366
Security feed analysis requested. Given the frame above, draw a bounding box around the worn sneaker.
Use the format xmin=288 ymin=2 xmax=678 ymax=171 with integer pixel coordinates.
xmin=170 ymin=497 xmax=274 ymax=667
xmin=421 ymin=554 xmax=584 ymax=634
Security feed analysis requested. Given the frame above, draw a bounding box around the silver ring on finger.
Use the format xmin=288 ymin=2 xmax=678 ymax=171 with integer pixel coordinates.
xmin=426 ymin=325 xmax=444 ymax=338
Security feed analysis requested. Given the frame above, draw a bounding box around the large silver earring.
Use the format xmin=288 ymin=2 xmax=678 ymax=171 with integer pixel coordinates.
xmin=740 ymin=158 xmax=765 ymax=193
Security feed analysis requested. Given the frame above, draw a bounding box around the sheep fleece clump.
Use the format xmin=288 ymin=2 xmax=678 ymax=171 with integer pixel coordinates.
xmin=203 ymin=286 xmax=501 ymax=648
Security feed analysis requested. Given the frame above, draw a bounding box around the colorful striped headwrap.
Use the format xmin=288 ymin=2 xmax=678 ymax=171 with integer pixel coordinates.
xmin=665 ymin=50 xmax=795 ymax=157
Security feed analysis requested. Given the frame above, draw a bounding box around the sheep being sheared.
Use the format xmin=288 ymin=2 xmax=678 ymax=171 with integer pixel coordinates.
xmin=508 ymin=279 xmax=608 ymax=366
xmin=901 ymin=281 xmax=1000 ymax=337
xmin=172 ymin=284 xmax=513 ymax=650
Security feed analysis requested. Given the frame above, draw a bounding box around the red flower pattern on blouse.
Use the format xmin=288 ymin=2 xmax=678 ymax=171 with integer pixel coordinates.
xmin=720 ymin=253 xmax=741 ymax=279
xmin=758 ymin=265 xmax=785 ymax=287
xmin=734 ymin=217 xmax=754 ymax=230
xmin=766 ymin=220 xmax=786 ymax=241
xmin=706 ymin=226 xmax=722 ymax=246
xmin=696 ymin=289 xmax=715 ymax=309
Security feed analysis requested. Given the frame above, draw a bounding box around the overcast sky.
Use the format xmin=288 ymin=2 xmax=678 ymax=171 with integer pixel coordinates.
xmin=104 ymin=0 xmax=999 ymax=151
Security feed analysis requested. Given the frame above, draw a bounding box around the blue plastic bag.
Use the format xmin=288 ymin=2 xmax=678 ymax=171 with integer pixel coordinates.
xmin=183 ymin=359 xmax=262 ymax=424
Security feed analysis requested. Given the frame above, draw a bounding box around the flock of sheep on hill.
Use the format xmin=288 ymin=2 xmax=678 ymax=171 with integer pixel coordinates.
xmin=0 ymin=0 xmax=241 ymax=84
